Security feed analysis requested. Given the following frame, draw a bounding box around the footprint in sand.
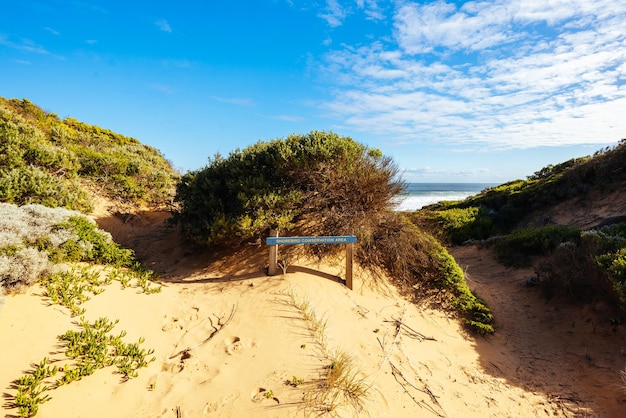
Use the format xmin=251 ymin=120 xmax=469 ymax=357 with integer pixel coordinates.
xmin=161 ymin=317 xmax=184 ymax=332
xmin=224 ymin=336 xmax=243 ymax=355
xmin=251 ymin=387 xmax=280 ymax=404
xmin=162 ymin=361 xmax=184 ymax=374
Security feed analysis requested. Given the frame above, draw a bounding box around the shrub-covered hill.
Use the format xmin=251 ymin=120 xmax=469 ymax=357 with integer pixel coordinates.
xmin=0 ymin=97 xmax=179 ymax=213
xmin=414 ymin=139 xmax=626 ymax=313
xmin=173 ymin=131 xmax=494 ymax=333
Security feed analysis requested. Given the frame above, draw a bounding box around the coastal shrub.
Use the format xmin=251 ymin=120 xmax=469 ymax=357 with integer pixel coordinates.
xmin=175 ymin=131 xmax=493 ymax=333
xmin=173 ymin=131 xmax=403 ymax=246
xmin=1 ymin=97 xmax=178 ymax=209
xmin=355 ymin=212 xmax=494 ymax=333
xmin=432 ymin=242 xmax=494 ymax=333
xmin=413 ymin=206 xmax=496 ymax=245
xmin=0 ymin=166 xmax=91 ymax=211
xmin=597 ymin=248 xmax=626 ymax=305
xmin=0 ymin=247 xmax=49 ymax=292
xmin=591 ymin=225 xmax=626 ymax=306
xmin=50 ymin=216 xmax=135 ymax=266
xmin=492 ymin=225 xmax=581 ymax=267
xmin=0 ymin=203 xmax=137 ymax=296
xmin=534 ymin=224 xmax=626 ymax=308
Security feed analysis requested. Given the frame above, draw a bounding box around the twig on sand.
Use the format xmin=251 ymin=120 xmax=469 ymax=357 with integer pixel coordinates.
xmin=169 ymin=303 xmax=238 ymax=359
xmin=389 ymin=362 xmax=446 ymax=418
xmin=384 ymin=317 xmax=437 ymax=342
xmin=374 ymin=312 xmax=404 ymax=379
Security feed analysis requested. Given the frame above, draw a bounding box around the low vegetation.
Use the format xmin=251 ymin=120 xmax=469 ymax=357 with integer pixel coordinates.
xmin=0 ymin=97 xmax=178 ymax=212
xmin=286 ymin=286 xmax=371 ymax=415
xmin=416 ymin=140 xmax=626 ymax=313
xmin=0 ymin=202 xmax=159 ymax=417
xmin=14 ymin=317 xmax=155 ymax=417
xmin=0 ymin=203 xmax=143 ymax=295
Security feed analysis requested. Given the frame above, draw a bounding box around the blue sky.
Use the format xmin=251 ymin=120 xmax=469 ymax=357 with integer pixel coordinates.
xmin=1 ymin=1 xmax=625 ymax=183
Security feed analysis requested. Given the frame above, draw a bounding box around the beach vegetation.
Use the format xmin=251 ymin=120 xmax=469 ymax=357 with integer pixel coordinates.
xmin=0 ymin=97 xmax=178 ymax=211
xmin=492 ymin=225 xmax=582 ymax=267
xmin=12 ymin=317 xmax=155 ymax=416
xmin=0 ymin=202 xmax=161 ymax=325
xmin=285 ymin=287 xmax=372 ymax=415
xmin=14 ymin=358 xmax=58 ymax=418
xmin=173 ymin=130 xmax=403 ymax=247
xmin=419 ymin=140 xmax=626 ymax=244
xmin=416 ymin=140 xmax=626 ymax=312
xmin=288 ymin=375 xmax=305 ymax=387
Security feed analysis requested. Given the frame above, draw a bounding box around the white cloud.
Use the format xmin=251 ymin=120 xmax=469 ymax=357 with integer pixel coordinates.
xmin=315 ymin=0 xmax=386 ymax=26
xmin=155 ymin=18 xmax=172 ymax=33
xmin=210 ymin=96 xmax=256 ymax=107
xmin=0 ymin=34 xmax=50 ymax=55
xmin=318 ymin=0 xmax=347 ymax=27
xmin=317 ymin=0 xmax=626 ymax=150
xmin=271 ymin=114 xmax=305 ymax=122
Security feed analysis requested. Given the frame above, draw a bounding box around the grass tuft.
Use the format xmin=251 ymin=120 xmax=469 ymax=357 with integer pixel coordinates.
xmin=285 ymin=286 xmax=372 ymax=416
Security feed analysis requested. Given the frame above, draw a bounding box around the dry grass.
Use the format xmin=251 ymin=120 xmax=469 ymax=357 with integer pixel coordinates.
xmin=304 ymin=351 xmax=371 ymax=416
xmin=286 ymin=286 xmax=329 ymax=350
xmin=285 ymin=285 xmax=372 ymax=416
xmin=620 ymin=367 xmax=626 ymax=394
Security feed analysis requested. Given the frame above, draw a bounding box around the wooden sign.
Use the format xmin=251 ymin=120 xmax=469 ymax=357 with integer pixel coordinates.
xmin=266 ymin=235 xmax=356 ymax=245
xmin=266 ymin=231 xmax=356 ymax=290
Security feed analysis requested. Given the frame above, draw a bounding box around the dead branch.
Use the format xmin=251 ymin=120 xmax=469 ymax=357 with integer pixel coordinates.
xmin=389 ymin=362 xmax=446 ymax=418
xmin=169 ymin=303 xmax=237 ymax=359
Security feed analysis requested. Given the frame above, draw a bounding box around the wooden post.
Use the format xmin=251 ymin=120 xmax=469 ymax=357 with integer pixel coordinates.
xmin=345 ymin=229 xmax=354 ymax=290
xmin=268 ymin=229 xmax=278 ymax=276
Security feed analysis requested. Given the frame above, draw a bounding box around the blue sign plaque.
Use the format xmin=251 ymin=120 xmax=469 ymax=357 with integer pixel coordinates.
xmin=266 ymin=235 xmax=357 ymax=245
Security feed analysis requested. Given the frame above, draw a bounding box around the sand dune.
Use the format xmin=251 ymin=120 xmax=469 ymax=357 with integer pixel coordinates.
xmin=1 ymin=257 xmax=609 ymax=418
xmin=2 ymin=202 xmax=625 ymax=417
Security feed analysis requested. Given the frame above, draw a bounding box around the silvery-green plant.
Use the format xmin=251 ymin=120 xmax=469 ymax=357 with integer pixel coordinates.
xmin=0 ymin=203 xmax=138 ymax=299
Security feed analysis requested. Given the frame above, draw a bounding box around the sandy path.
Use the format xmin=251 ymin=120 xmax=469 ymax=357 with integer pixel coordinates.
xmin=451 ymin=245 xmax=626 ymax=417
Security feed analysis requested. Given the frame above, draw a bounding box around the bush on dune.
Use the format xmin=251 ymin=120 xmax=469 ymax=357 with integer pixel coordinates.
xmin=0 ymin=97 xmax=178 ymax=211
xmin=173 ymin=131 xmax=494 ymax=333
xmin=0 ymin=203 xmax=136 ymax=297
xmin=173 ymin=131 xmax=403 ymax=247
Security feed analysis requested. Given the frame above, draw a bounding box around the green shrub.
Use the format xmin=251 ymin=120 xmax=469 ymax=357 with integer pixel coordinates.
xmin=596 ymin=248 xmax=626 ymax=305
xmin=415 ymin=206 xmax=496 ymax=245
xmin=0 ymin=166 xmax=91 ymax=211
xmin=534 ymin=224 xmax=626 ymax=308
xmin=432 ymin=242 xmax=494 ymax=334
xmin=420 ymin=141 xmax=626 ymax=239
xmin=493 ymin=225 xmax=581 ymax=267
xmin=174 ymin=131 xmax=493 ymax=333
xmin=0 ymin=203 xmax=139 ymax=296
xmin=1 ymin=97 xmax=178 ymax=209
xmin=52 ymin=216 xmax=134 ymax=266
xmin=173 ymin=131 xmax=403 ymax=246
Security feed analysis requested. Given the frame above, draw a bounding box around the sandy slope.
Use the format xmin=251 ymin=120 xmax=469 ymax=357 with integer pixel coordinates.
xmin=2 ymin=198 xmax=625 ymax=417
xmin=2 ymin=258 xmax=577 ymax=418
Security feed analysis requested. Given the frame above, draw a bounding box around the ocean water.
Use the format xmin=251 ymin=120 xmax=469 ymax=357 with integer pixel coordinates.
xmin=393 ymin=183 xmax=498 ymax=211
